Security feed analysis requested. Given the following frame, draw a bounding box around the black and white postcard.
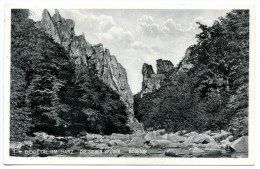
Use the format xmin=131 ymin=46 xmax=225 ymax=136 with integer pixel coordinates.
xmin=3 ymin=1 xmax=257 ymax=165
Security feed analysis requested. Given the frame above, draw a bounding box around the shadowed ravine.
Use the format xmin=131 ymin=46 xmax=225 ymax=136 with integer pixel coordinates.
xmin=10 ymin=9 xmax=249 ymax=158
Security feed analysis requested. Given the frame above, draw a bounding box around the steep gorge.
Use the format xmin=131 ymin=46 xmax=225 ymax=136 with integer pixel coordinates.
xmin=37 ymin=9 xmax=136 ymax=125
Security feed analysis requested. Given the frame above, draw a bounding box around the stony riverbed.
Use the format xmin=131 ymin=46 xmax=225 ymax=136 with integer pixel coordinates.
xmin=10 ymin=129 xmax=248 ymax=158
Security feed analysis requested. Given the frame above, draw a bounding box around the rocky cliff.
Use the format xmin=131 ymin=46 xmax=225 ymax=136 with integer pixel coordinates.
xmin=140 ymin=59 xmax=174 ymax=97
xmin=38 ymin=9 xmax=135 ymax=123
xmin=157 ymin=59 xmax=174 ymax=74
xmin=178 ymin=48 xmax=193 ymax=73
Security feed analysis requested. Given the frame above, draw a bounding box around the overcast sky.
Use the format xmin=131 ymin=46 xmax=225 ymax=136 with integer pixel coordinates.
xmin=29 ymin=9 xmax=231 ymax=94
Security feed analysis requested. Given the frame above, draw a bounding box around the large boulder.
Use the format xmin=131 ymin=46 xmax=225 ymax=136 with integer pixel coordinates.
xmin=183 ymin=134 xmax=216 ymax=146
xmin=23 ymin=140 xmax=33 ymax=147
xmin=86 ymin=133 xmax=102 ymax=141
xmin=173 ymin=130 xmax=189 ymax=136
xmin=194 ymin=134 xmax=216 ymax=144
xmin=190 ymin=147 xmax=205 ymax=157
xmin=167 ymin=134 xmax=186 ymax=143
xmin=47 ymin=135 xmax=55 ymax=140
xmin=52 ymin=141 xmax=64 ymax=148
xmin=144 ymin=130 xmax=165 ymax=141
xmin=149 ymin=139 xmax=172 ymax=148
xmin=130 ymin=130 xmax=146 ymax=139
xmin=128 ymin=137 xmax=145 ymax=148
xmin=165 ymin=149 xmax=190 ymax=157
xmin=95 ymin=143 xmax=110 ymax=150
xmin=212 ymin=130 xmax=232 ymax=142
xmin=85 ymin=141 xmax=98 ymax=149
xmin=144 ymin=131 xmax=158 ymax=141
xmin=108 ymin=140 xmax=127 ymax=147
xmin=230 ymin=136 xmax=248 ymax=153
xmin=156 ymin=129 xmax=166 ymax=135
xmin=225 ymin=135 xmax=234 ymax=142
xmin=111 ymin=133 xmax=130 ymax=141
xmin=33 ymin=132 xmax=49 ymax=140
xmin=68 ymin=138 xmax=85 ymax=147
xmin=183 ymin=131 xmax=199 ymax=138
xmin=220 ymin=140 xmax=232 ymax=149
xmin=42 ymin=139 xmax=54 ymax=148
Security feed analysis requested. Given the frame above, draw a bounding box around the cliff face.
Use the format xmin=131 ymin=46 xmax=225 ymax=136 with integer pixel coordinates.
xmin=157 ymin=59 xmax=174 ymax=74
xmin=140 ymin=59 xmax=174 ymax=97
xmin=38 ymin=9 xmax=135 ymax=123
xmin=178 ymin=48 xmax=193 ymax=73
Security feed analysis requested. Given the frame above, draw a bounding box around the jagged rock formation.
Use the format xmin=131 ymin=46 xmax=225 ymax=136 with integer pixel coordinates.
xmin=38 ymin=9 xmax=135 ymax=124
xmin=178 ymin=48 xmax=193 ymax=73
xmin=157 ymin=59 xmax=174 ymax=74
xmin=140 ymin=59 xmax=174 ymax=97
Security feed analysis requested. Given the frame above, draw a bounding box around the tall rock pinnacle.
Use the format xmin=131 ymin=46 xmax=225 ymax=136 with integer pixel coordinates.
xmin=140 ymin=59 xmax=174 ymax=97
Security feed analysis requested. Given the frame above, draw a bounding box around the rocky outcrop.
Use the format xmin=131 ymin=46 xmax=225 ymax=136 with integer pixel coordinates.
xmin=140 ymin=59 xmax=174 ymax=97
xmin=38 ymin=9 xmax=135 ymax=124
xmin=178 ymin=48 xmax=193 ymax=73
xmin=157 ymin=59 xmax=174 ymax=74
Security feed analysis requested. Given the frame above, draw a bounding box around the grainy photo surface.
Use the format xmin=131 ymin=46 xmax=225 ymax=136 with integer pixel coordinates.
xmin=4 ymin=3 xmax=255 ymax=165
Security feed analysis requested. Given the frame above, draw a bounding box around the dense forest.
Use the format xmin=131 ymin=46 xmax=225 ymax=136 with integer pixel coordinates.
xmin=10 ymin=9 xmax=130 ymax=142
xmin=134 ymin=10 xmax=249 ymax=139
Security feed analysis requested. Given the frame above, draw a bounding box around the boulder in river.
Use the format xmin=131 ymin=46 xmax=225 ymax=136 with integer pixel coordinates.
xmin=144 ymin=130 xmax=165 ymax=141
xmin=68 ymin=138 xmax=85 ymax=147
xmin=165 ymin=149 xmax=190 ymax=157
xmin=212 ymin=130 xmax=232 ymax=142
xmin=42 ymin=139 xmax=54 ymax=148
xmin=111 ymin=133 xmax=130 ymax=141
xmin=47 ymin=135 xmax=55 ymax=140
xmin=128 ymin=137 xmax=145 ymax=148
xmin=183 ymin=131 xmax=199 ymax=138
xmin=86 ymin=133 xmax=103 ymax=141
xmin=230 ymin=136 xmax=248 ymax=153
xmin=108 ymin=139 xmax=127 ymax=147
xmin=183 ymin=133 xmax=216 ymax=146
xmin=190 ymin=147 xmax=205 ymax=157
xmin=85 ymin=141 xmax=97 ymax=149
xmin=174 ymin=130 xmax=189 ymax=136
xmin=52 ymin=141 xmax=64 ymax=148
xmin=149 ymin=139 xmax=172 ymax=148
xmin=95 ymin=143 xmax=110 ymax=150
xmin=194 ymin=134 xmax=216 ymax=144
xmin=167 ymin=134 xmax=186 ymax=143
xmin=33 ymin=132 xmax=49 ymax=140
xmin=23 ymin=140 xmax=33 ymax=147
